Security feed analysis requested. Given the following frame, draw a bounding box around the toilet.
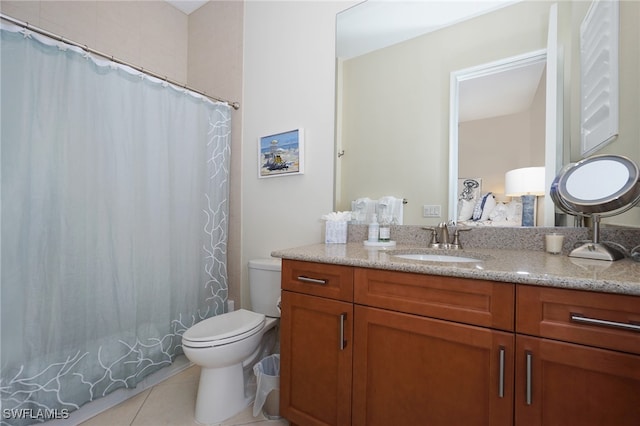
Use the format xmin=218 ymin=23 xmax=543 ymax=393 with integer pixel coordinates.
xmin=182 ymin=258 xmax=281 ymax=424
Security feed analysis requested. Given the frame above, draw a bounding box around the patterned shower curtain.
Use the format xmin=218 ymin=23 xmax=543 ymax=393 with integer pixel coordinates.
xmin=0 ymin=22 xmax=230 ymax=425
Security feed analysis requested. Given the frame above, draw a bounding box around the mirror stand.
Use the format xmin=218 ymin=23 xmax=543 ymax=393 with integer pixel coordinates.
xmin=570 ymin=214 xmax=625 ymax=261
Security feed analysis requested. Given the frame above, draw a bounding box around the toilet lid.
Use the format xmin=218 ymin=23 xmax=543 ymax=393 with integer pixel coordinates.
xmin=182 ymin=309 xmax=265 ymax=346
xmin=248 ymin=258 xmax=281 ymax=271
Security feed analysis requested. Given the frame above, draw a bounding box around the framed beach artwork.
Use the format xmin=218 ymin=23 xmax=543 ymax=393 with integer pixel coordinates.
xmin=258 ymin=128 xmax=304 ymax=178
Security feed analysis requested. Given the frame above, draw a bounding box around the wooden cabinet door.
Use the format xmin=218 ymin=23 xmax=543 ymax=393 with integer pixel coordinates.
xmin=352 ymin=305 xmax=514 ymax=426
xmin=280 ymin=291 xmax=353 ymax=426
xmin=515 ymin=335 xmax=640 ymax=426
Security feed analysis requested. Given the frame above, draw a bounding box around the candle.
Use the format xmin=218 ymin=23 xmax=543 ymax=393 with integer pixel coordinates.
xmin=545 ymin=233 xmax=564 ymax=254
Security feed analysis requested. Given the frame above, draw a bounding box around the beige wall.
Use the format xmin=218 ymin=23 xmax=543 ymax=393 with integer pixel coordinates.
xmin=459 ymin=70 xmax=546 ymax=197
xmin=187 ymin=1 xmax=244 ymax=309
xmin=1 ymin=1 xmax=188 ymax=82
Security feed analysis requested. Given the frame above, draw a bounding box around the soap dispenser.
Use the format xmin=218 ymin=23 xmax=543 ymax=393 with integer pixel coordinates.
xmin=379 ymin=215 xmax=391 ymax=242
xmin=368 ymin=214 xmax=380 ymax=242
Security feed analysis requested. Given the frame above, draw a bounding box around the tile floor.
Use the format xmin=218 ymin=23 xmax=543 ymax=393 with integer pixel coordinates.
xmin=80 ymin=366 xmax=288 ymax=426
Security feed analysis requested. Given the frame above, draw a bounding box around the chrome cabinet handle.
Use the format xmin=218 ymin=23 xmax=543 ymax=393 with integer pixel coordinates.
xmin=339 ymin=313 xmax=347 ymax=350
xmin=498 ymin=346 xmax=505 ymax=398
xmin=525 ymin=351 xmax=533 ymax=405
xmin=297 ymin=276 xmax=327 ymax=285
xmin=570 ymin=313 xmax=640 ymax=333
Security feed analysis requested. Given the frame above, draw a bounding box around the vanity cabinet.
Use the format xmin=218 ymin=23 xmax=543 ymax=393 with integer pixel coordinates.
xmin=515 ymin=285 xmax=640 ymax=426
xmin=279 ymin=259 xmax=640 ymax=426
xmin=280 ymin=260 xmax=354 ymax=426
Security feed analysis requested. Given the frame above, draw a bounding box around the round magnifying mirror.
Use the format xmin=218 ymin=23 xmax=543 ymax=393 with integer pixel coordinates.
xmin=556 ymin=154 xmax=640 ymax=214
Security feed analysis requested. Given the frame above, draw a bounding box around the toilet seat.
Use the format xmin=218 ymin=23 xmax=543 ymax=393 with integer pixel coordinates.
xmin=182 ymin=309 xmax=266 ymax=348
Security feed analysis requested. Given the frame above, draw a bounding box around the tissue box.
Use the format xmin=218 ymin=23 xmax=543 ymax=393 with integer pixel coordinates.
xmin=325 ymin=221 xmax=348 ymax=244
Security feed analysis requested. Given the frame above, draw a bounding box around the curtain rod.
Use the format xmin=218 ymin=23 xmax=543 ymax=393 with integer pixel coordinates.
xmin=0 ymin=13 xmax=240 ymax=110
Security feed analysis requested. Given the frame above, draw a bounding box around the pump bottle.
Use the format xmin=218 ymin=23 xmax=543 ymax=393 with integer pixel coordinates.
xmin=367 ymin=214 xmax=379 ymax=242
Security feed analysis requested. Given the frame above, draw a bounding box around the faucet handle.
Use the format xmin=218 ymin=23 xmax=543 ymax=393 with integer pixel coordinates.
xmin=422 ymin=226 xmax=439 ymax=247
xmin=451 ymin=227 xmax=471 ymax=249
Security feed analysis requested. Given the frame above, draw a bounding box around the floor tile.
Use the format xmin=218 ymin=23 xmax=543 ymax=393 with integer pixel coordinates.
xmin=81 ymin=365 xmax=289 ymax=426
xmin=130 ymin=371 xmax=199 ymax=425
xmin=218 ymin=407 xmax=288 ymax=425
xmin=80 ymin=389 xmax=150 ymax=426
xmin=219 ymin=406 xmax=268 ymax=426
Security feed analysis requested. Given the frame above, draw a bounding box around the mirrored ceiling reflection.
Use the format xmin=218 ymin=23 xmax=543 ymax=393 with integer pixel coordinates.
xmin=336 ymin=0 xmax=518 ymax=59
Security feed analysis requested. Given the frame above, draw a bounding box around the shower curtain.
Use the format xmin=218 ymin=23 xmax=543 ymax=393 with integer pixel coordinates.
xmin=0 ymin=23 xmax=230 ymax=425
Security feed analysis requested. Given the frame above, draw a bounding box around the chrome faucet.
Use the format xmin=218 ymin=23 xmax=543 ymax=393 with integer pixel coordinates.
xmin=439 ymin=222 xmax=451 ymax=245
xmin=422 ymin=221 xmax=470 ymax=249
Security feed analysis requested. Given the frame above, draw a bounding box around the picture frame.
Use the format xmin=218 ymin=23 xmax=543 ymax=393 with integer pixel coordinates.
xmin=458 ymin=178 xmax=482 ymax=203
xmin=258 ymin=128 xmax=304 ymax=178
xmin=457 ymin=178 xmax=482 ymax=221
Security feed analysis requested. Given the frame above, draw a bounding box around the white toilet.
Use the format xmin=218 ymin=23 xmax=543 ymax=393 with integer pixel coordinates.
xmin=182 ymin=258 xmax=281 ymax=424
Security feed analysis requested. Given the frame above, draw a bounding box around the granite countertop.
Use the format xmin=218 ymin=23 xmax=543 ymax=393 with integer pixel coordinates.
xmin=271 ymin=242 xmax=640 ymax=296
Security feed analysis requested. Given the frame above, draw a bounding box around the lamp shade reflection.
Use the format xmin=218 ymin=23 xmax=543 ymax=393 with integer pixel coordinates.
xmin=505 ymin=166 xmax=545 ymax=226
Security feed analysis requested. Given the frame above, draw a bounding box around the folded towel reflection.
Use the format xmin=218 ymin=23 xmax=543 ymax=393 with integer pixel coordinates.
xmin=351 ymin=198 xmax=377 ymax=224
xmin=352 ymin=196 xmax=404 ymax=224
xmin=377 ymin=196 xmax=404 ymax=225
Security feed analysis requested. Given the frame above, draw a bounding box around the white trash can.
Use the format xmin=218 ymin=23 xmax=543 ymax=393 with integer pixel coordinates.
xmin=253 ymin=354 xmax=280 ymax=419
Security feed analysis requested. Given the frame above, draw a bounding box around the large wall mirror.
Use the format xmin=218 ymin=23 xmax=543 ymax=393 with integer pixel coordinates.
xmin=335 ymin=0 xmax=640 ymax=228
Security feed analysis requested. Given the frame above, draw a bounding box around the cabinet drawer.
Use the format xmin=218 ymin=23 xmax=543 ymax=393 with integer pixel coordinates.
xmin=282 ymin=259 xmax=354 ymax=302
xmin=517 ymin=285 xmax=640 ymax=354
xmin=354 ymin=268 xmax=514 ymax=331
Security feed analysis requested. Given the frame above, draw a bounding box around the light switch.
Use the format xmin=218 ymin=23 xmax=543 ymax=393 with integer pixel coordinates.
xmin=423 ymin=205 xmax=441 ymax=218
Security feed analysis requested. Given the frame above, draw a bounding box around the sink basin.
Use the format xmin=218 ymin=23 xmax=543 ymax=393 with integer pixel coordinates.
xmin=393 ymin=253 xmax=481 ymax=263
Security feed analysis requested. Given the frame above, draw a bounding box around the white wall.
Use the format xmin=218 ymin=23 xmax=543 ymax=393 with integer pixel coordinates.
xmin=241 ymin=1 xmax=354 ymax=307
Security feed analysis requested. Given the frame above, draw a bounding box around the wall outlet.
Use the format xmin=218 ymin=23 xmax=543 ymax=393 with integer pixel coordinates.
xmin=227 ymin=299 xmax=235 ymax=312
xmin=423 ymin=205 xmax=441 ymax=218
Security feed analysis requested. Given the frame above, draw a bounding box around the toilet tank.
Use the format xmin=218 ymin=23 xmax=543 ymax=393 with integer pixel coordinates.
xmin=248 ymin=258 xmax=282 ymax=318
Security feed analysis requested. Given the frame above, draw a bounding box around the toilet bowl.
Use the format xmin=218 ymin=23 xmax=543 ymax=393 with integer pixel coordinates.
xmin=182 ymin=311 xmax=278 ymax=424
xmin=182 ymin=258 xmax=281 ymax=424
